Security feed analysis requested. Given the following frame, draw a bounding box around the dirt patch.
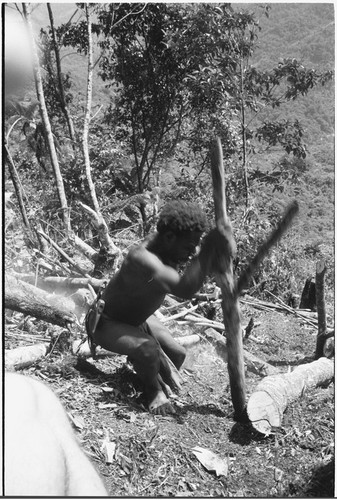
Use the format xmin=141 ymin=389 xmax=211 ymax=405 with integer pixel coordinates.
xmin=5 ymin=305 xmax=334 ymax=497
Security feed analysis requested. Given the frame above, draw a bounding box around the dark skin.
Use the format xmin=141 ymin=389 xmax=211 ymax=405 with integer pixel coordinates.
xmin=94 ymin=227 xmax=234 ymax=415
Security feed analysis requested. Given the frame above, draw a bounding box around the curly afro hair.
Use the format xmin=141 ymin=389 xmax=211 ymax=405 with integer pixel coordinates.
xmin=157 ymin=201 xmax=208 ymax=235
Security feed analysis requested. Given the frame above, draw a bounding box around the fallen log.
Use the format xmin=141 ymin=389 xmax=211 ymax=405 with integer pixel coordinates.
xmin=247 ymin=357 xmax=334 ymax=436
xmin=10 ymin=273 xmax=106 ymax=294
xmin=5 ymin=275 xmax=77 ymax=327
xmin=5 ymin=343 xmax=49 ymax=370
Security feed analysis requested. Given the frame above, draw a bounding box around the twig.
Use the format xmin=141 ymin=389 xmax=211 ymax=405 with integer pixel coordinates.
xmin=35 ymin=250 xmax=71 ymax=275
xmin=265 ymin=291 xmax=318 ymax=328
xmin=5 ymin=331 xmax=48 ymax=342
xmin=163 ymin=300 xmax=191 ymax=311
xmin=37 ymin=229 xmax=90 ymax=277
xmin=161 ymin=305 xmax=199 ymax=323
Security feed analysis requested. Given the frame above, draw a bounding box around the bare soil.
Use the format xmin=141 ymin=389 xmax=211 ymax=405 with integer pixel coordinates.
xmin=5 ymin=302 xmax=335 ymax=497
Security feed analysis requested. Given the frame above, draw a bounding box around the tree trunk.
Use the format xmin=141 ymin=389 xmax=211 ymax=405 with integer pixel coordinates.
xmin=299 ymin=277 xmax=316 ymax=310
xmin=47 ymin=3 xmax=76 ymax=145
xmin=79 ymin=8 xmax=120 ymax=271
xmin=240 ymin=57 xmax=249 ymax=207
xmin=210 ymin=137 xmax=246 ymax=421
xmin=247 ymin=357 xmax=334 ymax=435
xmin=82 ymin=5 xmax=100 ymax=215
xmin=5 ymin=275 xmax=76 ymax=327
xmin=4 ymin=143 xmax=31 ymax=229
xmin=22 ymin=3 xmax=70 ymax=231
xmin=11 ymin=273 xmax=105 ymax=294
xmin=5 ymin=343 xmax=49 ymax=370
xmin=79 ymin=202 xmax=121 ymax=277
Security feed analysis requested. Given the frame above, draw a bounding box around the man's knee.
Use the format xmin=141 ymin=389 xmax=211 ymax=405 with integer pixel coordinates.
xmin=132 ymin=338 xmax=161 ymax=369
xmin=175 ymin=344 xmax=187 ymax=368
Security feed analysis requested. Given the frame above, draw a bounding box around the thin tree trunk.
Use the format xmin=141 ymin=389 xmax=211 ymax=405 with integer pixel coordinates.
xmin=78 ymin=202 xmax=119 ymax=254
xmin=22 ymin=3 xmax=70 ymax=232
xmin=240 ymin=58 xmax=249 ymax=207
xmin=4 ymin=142 xmax=30 ymax=229
xmin=47 ymin=3 xmax=76 ymax=145
xmin=81 ymin=6 xmax=120 ymax=270
xmin=82 ymin=4 xmax=100 ymax=214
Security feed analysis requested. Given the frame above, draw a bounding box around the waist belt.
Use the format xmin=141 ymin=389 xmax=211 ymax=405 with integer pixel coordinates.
xmin=84 ymin=281 xmax=107 ymax=358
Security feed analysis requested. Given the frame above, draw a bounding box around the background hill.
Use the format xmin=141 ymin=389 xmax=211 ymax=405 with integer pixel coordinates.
xmin=234 ymin=3 xmax=334 ymax=262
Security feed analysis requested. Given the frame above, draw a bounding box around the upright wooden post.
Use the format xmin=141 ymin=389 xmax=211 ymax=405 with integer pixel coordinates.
xmin=210 ymin=137 xmax=247 ymax=420
xmin=315 ymin=260 xmax=327 ymax=359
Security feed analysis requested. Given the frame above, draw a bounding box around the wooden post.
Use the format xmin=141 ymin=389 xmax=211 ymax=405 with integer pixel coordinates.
xmin=315 ymin=260 xmax=327 ymax=359
xmin=210 ymin=137 xmax=247 ymax=420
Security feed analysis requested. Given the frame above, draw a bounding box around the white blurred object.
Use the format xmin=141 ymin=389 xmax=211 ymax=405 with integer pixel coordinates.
xmin=4 ymin=8 xmax=34 ymax=95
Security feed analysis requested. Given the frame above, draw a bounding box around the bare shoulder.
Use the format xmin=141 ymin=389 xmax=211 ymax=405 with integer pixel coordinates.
xmin=128 ymin=243 xmax=163 ymax=272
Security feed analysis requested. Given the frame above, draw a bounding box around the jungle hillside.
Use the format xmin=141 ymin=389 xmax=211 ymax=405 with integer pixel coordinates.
xmin=4 ymin=3 xmax=334 ymax=299
xmin=4 ymin=3 xmax=335 ymax=498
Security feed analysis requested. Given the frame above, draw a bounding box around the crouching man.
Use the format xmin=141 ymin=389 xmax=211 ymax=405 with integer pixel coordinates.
xmin=91 ymin=200 xmax=235 ymax=415
xmin=92 ymin=201 xmax=235 ymax=415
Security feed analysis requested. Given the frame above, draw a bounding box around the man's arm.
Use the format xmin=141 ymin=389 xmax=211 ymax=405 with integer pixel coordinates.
xmin=135 ymin=229 xmax=235 ymax=299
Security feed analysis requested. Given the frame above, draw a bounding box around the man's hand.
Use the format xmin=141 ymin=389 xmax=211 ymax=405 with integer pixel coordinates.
xmin=201 ymin=226 xmax=236 ymax=275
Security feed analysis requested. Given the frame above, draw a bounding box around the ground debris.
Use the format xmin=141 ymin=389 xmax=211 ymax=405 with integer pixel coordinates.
xmin=8 ymin=307 xmax=335 ymax=497
xmin=191 ymin=446 xmax=228 ymax=477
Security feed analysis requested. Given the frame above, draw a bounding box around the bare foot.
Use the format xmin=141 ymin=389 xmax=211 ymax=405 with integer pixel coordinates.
xmin=148 ymin=390 xmax=176 ymax=416
xmin=158 ymin=374 xmax=173 ymax=398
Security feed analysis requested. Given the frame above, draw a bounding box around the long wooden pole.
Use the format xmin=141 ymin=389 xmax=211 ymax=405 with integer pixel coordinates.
xmin=237 ymin=201 xmax=299 ymax=294
xmin=210 ymin=137 xmax=247 ymax=420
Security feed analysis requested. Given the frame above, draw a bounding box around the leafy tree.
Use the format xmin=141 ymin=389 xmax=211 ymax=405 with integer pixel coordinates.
xmin=94 ymin=3 xmax=333 ymax=212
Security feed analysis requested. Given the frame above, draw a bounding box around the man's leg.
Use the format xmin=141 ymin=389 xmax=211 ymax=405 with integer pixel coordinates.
xmin=93 ymin=317 xmax=175 ymax=415
xmin=146 ymin=315 xmax=187 ymax=369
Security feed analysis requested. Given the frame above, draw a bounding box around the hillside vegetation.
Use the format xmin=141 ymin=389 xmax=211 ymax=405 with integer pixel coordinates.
xmin=4 ymin=4 xmax=335 ymax=497
xmin=5 ymin=2 xmax=334 ymax=307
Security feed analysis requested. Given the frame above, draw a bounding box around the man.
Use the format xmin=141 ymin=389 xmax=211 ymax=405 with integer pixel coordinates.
xmin=92 ymin=201 xmax=235 ymax=415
